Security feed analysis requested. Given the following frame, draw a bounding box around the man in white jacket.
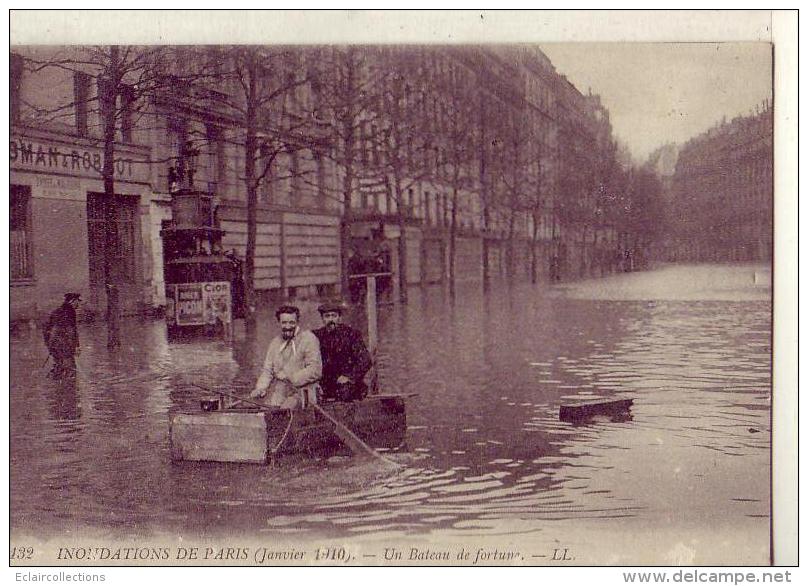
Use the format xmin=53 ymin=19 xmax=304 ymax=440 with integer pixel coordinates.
xmin=250 ymin=305 xmax=322 ymax=409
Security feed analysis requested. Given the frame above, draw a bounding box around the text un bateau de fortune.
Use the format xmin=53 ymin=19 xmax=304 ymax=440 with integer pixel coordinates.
xmin=53 ymin=546 xmax=522 ymax=564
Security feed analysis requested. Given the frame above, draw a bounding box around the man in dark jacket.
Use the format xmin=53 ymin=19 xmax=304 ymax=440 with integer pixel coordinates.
xmin=313 ymin=301 xmax=372 ymax=402
xmin=44 ymin=293 xmax=81 ymax=379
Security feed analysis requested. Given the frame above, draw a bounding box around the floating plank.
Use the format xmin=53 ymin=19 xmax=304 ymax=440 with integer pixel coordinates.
xmin=559 ymin=398 xmax=634 ymax=422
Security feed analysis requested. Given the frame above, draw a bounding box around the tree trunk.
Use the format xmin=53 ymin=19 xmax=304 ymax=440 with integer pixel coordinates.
xmin=243 ymin=57 xmax=258 ymax=335
xmin=530 ymin=209 xmax=539 ymax=284
xmin=479 ymin=99 xmax=490 ymax=292
xmin=396 ymin=178 xmax=408 ymax=303
xmin=506 ymin=208 xmax=516 ymax=283
xmin=339 ymin=55 xmax=356 ymax=299
xmin=581 ymin=223 xmax=588 ymax=277
xmin=481 ymin=231 xmax=490 ymax=291
xmin=102 ymin=46 xmax=121 ymax=349
xmin=448 ymin=184 xmax=459 ymax=295
xmin=340 ymin=157 xmax=354 ymax=298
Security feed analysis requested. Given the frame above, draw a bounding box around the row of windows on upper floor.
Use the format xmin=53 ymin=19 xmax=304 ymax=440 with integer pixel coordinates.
xmin=11 ymin=52 xmax=138 ymax=144
xmin=11 ymin=48 xmax=581 ymax=155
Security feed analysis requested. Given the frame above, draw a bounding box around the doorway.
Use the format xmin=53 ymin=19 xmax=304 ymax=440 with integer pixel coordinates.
xmin=86 ymin=192 xmax=141 ymax=316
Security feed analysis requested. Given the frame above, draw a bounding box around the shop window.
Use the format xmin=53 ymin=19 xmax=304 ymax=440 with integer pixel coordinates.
xmin=10 ymin=185 xmax=33 ymax=280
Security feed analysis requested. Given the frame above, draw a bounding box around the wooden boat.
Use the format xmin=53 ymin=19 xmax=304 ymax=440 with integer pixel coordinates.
xmin=169 ymin=394 xmax=407 ymax=464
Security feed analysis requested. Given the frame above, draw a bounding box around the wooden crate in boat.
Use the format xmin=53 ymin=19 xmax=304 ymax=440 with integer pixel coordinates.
xmin=169 ymin=395 xmax=407 ymax=464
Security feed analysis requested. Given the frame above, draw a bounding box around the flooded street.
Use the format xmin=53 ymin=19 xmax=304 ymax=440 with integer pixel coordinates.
xmin=10 ymin=263 xmax=772 ymax=564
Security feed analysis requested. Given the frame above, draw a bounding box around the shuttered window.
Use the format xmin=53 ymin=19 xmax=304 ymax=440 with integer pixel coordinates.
xmin=10 ymin=185 xmax=33 ymax=280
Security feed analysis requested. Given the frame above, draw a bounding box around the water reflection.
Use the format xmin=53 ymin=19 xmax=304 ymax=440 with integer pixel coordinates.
xmin=47 ymin=377 xmax=82 ymax=422
xmin=11 ymin=264 xmax=771 ymax=551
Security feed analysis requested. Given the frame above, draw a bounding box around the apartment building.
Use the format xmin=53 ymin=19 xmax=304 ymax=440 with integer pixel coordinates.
xmin=669 ymin=103 xmax=773 ymax=262
xmin=10 ymin=44 xmax=620 ymax=322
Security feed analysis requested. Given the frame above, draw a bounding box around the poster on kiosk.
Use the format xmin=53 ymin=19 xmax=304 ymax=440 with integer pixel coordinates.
xmin=167 ymin=281 xmax=231 ymax=328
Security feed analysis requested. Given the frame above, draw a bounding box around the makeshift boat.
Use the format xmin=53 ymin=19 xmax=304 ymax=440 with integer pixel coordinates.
xmin=169 ymin=394 xmax=408 ymax=464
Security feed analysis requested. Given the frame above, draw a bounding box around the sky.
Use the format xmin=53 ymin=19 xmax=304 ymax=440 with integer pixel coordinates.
xmin=540 ymin=43 xmax=773 ymax=163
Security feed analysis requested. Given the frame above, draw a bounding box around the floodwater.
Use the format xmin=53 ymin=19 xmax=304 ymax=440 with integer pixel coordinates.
xmin=10 ymin=263 xmax=772 ymax=565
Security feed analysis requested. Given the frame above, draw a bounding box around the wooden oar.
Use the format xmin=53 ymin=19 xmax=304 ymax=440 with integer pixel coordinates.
xmin=311 ymin=403 xmax=401 ymax=469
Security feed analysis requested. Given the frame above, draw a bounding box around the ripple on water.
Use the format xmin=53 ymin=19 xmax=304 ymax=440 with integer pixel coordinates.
xmin=10 ymin=265 xmax=771 ymax=552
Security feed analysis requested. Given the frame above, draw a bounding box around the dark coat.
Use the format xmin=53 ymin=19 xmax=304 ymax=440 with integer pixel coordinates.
xmin=313 ymin=323 xmax=372 ymax=397
xmin=44 ymin=302 xmax=79 ymax=358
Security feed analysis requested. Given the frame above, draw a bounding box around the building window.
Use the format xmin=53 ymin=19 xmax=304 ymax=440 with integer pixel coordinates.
xmin=361 ymin=122 xmax=370 ymax=166
xmin=11 ymin=185 xmax=33 ymax=280
xmin=120 ymin=84 xmax=136 ymax=143
xmin=315 ymin=150 xmax=327 ymax=208
xmin=371 ymin=124 xmax=380 ymax=166
xmin=11 ymin=52 xmax=24 ymax=124
xmin=207 ymin=125 xmax=228 ymax=195
xmin=74 ymin=71 xmax=92 ymax=136
xmin=290 ymin=150 xmax=300 ymax=205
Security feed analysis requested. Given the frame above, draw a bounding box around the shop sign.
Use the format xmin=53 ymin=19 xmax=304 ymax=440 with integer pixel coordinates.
xmin=10 ymin=136 xmax=144 ymax=182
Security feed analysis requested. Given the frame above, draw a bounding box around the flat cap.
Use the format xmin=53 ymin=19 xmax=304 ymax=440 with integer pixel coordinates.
xmin=317 ymin=300 xmax=345 ymax=314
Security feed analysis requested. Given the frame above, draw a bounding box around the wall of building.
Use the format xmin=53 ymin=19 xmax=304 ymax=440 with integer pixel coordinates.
xmin=147 ymin=199 xmax=173 ymax=308
xmin=669 ymin=105 xmax=773 ymax=262
xmin=10 ymin=126 xmax=153 ymax=322
xmin=217 ymin=204 xmax=341 ymax=297
xmin=219 ymin=205 xmax=282 ymax=291
xmin=283 ymin=212 xmax=340 ymax=292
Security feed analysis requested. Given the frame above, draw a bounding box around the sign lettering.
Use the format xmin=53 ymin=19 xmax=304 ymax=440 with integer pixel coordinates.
xmin=169 ymin=282 xmax=231 ymax=326
xmin=10 ymin=137 xmax=137 ymax=180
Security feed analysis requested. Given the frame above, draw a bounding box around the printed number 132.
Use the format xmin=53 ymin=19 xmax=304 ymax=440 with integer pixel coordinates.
xmin=10 ymin=547 xmax=34 ymax=560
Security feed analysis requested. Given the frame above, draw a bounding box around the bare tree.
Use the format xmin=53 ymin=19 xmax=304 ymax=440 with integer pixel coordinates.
xmin=476 ymin=91 xmax=510 ymax=290
xmin=493 ymin=109 xmax=535 ymax=282
xmin=306 ymin=46 xmax=382 ymax=297
xmin=523 ymin=133 xmax=549 ymax=284
xmin=202 ymin=47 xmax=319 ymax=333
xmin=369 ymin=48 xmax=433 ymax=303
xmin=433 ymin=55 xmax=478 ymax=295
xmin=23 ymin=45 xmax=175 ymax=348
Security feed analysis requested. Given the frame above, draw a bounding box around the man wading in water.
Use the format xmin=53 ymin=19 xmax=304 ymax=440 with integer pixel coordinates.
xmin=43 ymin=292 xmax=81 ymax=380
xmin=249 ymin=305 xmax=322 ymax=409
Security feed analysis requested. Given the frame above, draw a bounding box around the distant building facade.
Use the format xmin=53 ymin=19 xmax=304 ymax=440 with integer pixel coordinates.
xmin=10 ymin=44 xmax=624 ymax=322
xmin=668 ymin=104 xmax=773 ymax=262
